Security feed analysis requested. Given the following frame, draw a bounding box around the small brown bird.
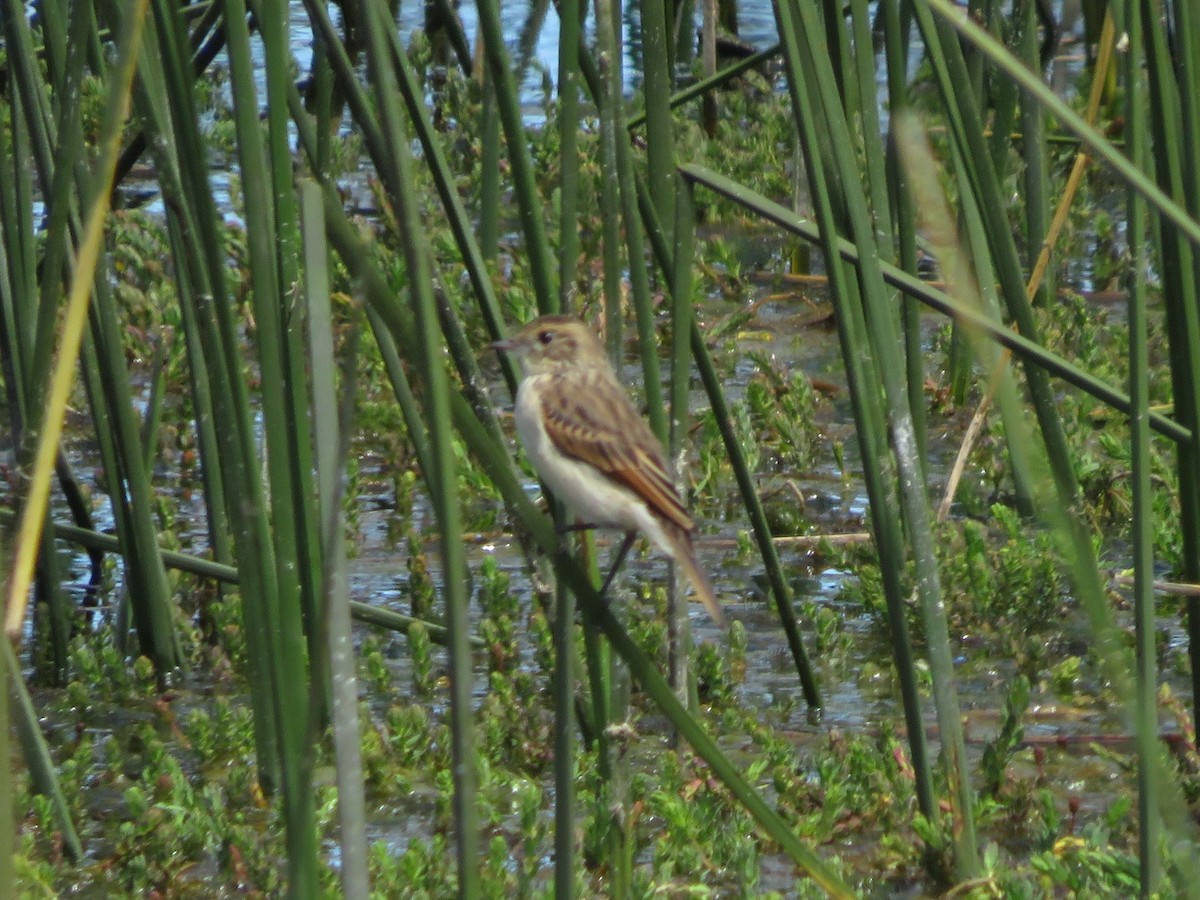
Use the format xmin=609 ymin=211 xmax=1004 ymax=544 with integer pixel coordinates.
xmin=492 ymin=315 xmax=727 ymax=627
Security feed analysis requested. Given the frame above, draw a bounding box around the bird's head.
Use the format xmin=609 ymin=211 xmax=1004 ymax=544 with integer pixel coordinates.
xmin=490 ymin=315 xmax=605 ymax=375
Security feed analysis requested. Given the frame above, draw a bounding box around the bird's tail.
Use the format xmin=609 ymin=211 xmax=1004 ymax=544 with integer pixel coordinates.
xmin=666 ymin=527 xmax=728 ymax=629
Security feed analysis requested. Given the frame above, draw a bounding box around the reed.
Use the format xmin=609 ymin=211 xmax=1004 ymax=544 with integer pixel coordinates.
xmin=4 ymin=0 xmax=1199 ymax=893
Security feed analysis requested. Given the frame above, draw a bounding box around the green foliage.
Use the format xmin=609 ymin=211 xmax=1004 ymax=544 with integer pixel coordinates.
xmin=745 ymin=350 xmax=819 ymax=473
xmin=1025 ymin=825 xmax=1141 ymax=897
xmin=67 ymin=629 xmax=157 ymax=705
xmin=846 ymin=504 xmax=1065 ymax=662
xmin=406 ymin=529 xmax=436 ymax=620
xmin=690 ymin=76 xmax=798 ymax=220
xmin=478 ymin=670 xmax=552 ymax=774
xmin=636 ymin=752 xmax=762 ymax=891
xmin=368 ymin=833 xmax=454 ymax=898
xmin=358 ymin=633 xmax=393 ymax=698
xmin=1047 ymin=655 xmax=1083 ymax=699
xmin=185 ymin=696 xmax=257 ymax=768
xmin=477 ymin=555 xmax=519 ymax=674
xmin=409 ymin=622 xmax=434 ymax=696
xmin=694 ymin=639 xmax=736 ymax=706
xmin=981 ymin=674 xmax=1031 ymax=798
xmin=930 ymin=291 xmax=1183 ymax=572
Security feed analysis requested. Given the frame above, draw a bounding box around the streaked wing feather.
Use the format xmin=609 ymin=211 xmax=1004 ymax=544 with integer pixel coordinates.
xmin=540 ymin=372 xmax=694 ymax=532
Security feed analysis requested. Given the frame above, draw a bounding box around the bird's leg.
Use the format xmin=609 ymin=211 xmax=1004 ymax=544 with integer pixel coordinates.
xmin=598 ymin=531 xmax=637 ymax=602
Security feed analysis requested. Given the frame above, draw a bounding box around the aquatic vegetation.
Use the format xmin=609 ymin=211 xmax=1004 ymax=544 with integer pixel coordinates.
xmin=3 ymin=0 xmax=1198 ymax=895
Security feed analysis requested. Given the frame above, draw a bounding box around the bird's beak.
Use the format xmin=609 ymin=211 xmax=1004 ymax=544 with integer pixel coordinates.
xmin=490 ymin=336 xmax=517 ymax=352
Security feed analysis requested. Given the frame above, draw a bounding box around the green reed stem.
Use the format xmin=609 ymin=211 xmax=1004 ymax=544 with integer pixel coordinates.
xmin=363 ymin=0 xmax=480 ymax=889
xmin=618 ymin=158 xmax=666 ymax=444
xmin=849 ymin=0 xmax=893 ymax=249
xmin=0 ymin=626 xmax=10 ymax=897
xmin=591 ymin=0 xmax=633 ymax=882
xmin=365 ymin=309 xmax=437 ymax=501
xmin=165 ymin=213 xmax=233 ymax=573
xmin=1019 ymin=0 xmax=1050 ymax=307
xmin=554 ymin=574 xmax=576 ymax=900
xmin=514 ymin=0 xmax=554 ymax=83
xmin=139 ymin=336 xmax=167 ymax=478
xmin=35 ymin=0 xmax=66 ymax=88
xmin=4 ymin=639 xmax=82 ymax=862
xmin=667 ymin=185 xmax=698 ymax=704
xmin=594 ymin=0 xmax=622 ymax=361
xmin=479 ymin=72 xmax=500 ymax=261
xmin=344 ymin=602 xmax=484 ymax=646
xmin=30 ymin=18 xmax=83 ymax=405
xmin=554 ymin=0 xmax=583 ymax=883
xmin=475 ymin=0 xmax=557 ymax=312
xmin=222 ymin=0 xmax=318 ymax=890
xmin=260 ymin=0 xmax=327 ymax=718
xmin=880 ymin=0 xmax=925 ymax=462
xmin=949 ymin=146 xmax=1040 ymax=512
xmin=551 ymin=405 xmax=580 ymax=891
xmin=557 ymin=0 xmax=583 ymax=879
xmin=1165 ymin=0 xmax=1200 ymax=758
xmin=300 ymin=180 xmax=369 ymax=898
xmin=558 ymin=0 xmax=580 ymax=311
xmin=554 ymin=8 xmax=583 ymax=857
xmin=1121 ymin=3 xmax=1159 ymax=892
xmin=427 ymin=0 xmax=473 ymax=74
xmin=1138 ymin=0 xmax=1200 ymax=734
xmin=79 ymin=337 xmax=130 ymax=651
xmin=87 ymin=248 xmax=182 ymax=669
xmin=640 ymin=0 xmax=675 ymax=250
xmin=0 ymin=5 xmax=52 ymax=190
xmin=0 ymin=98 xmax=30 ymax=426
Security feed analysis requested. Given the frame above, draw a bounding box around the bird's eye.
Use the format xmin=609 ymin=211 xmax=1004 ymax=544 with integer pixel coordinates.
xmin=538 ymin=330 xmax=553 ymax=345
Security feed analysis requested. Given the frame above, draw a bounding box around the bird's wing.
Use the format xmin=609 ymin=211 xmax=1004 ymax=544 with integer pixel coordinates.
xmin=540 ymin=371 xmax=694 ymax=533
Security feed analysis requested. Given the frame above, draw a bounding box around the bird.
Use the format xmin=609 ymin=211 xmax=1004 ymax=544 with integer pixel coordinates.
xmin=491 ymin=314 xmax=727 ymax=627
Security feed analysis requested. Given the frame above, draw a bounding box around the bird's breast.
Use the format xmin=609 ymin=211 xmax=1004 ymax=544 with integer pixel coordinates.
xmin=514 ymin=376 xmax=647 ymax=530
